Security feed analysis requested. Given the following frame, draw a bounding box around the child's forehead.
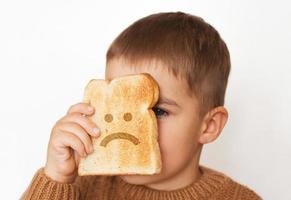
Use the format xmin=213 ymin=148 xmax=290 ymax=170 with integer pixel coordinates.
xmin=106 ymin=58 xmax=182 ymax=82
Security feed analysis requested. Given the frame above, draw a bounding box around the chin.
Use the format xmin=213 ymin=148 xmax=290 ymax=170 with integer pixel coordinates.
xmin=119 ymin=174 xmax=160 ymax=185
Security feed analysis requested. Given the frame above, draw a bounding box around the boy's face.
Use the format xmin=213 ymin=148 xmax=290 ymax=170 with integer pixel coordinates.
xmin=105 ymin=59 xmax=203 ymax=190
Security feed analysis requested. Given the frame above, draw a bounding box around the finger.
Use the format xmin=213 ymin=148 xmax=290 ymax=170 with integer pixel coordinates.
xmin=67 ymin=102 xmax=95 ymax=116
xmin=59 ymin=113 xmax=100 ymax=137
xmin=58 ymin=122 xmax=94 ymax=154
xmin=74 ymin=151 xmax=81 ymax=166
xmin=55 ymin=131 xmax=88 ymax=158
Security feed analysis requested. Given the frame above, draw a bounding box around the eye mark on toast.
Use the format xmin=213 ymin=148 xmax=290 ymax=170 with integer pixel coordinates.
xmin=100 ymin=132 xmax=140 ymax=147
xmin=104 ymin=114 xmax=113 ymax=122
xmin=104 ymin=112 xmax=133 ymax=122
xmin=123 ymin=112 xmax=132 ymax=121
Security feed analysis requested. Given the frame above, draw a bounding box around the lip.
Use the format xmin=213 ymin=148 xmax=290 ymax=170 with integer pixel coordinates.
xmin=100 ymin=132 xmax=140 ymax=147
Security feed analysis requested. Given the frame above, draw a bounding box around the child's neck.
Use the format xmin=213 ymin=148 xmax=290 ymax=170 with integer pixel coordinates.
xmin=145 ymin=155 xmax=202 ymax=191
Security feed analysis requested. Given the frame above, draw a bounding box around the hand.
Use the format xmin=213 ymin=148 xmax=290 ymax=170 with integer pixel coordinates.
xmin=44 ymin=102 xmax=100 ymax=183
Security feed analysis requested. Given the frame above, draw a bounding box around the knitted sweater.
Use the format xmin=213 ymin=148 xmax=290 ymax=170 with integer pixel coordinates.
xmin=21 ymin=166 xmax=262 ymax=200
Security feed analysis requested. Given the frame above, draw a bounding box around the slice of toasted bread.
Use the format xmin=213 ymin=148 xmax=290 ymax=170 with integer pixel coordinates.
xmin=78 ymin=73 xmax=162 ymax=176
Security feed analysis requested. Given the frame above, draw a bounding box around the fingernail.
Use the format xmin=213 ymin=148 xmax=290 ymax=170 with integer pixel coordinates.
xmin=93 ymin=128 xmax=100 ymax=135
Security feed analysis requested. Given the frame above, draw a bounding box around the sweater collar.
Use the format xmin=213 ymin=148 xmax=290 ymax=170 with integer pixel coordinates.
xmin=114 ymin=166 xmax=231 ymax=200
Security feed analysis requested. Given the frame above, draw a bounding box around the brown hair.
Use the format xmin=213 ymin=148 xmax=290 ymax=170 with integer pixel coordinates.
xmin=106 ymin=12 xmax=231 ymax=117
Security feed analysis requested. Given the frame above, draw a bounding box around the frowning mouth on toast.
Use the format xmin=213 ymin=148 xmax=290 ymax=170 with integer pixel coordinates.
xmin=100 ymin=132 xmax=140 ymax=147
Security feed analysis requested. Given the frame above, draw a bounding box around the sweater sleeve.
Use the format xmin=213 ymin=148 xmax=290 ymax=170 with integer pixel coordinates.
xmin=20 ymin=167 xmax=81 ymax=200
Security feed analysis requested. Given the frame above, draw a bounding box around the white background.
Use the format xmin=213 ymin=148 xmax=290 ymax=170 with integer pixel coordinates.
xmin=0 ymin=0 xmax=290 ymax=199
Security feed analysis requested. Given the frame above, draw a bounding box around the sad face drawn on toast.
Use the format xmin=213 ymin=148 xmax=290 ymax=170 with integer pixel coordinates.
xmin=100 ymin=112 xmax=140 ymax=147
xmin=83 ymin=73 xmax=159 ymax=150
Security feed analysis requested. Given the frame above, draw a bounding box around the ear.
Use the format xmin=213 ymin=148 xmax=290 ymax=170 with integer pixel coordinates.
xmin=198 ymin=106 xmax=228 ymax=144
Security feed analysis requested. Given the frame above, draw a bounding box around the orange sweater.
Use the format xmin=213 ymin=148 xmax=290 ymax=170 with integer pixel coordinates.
xmin=21 ymin=166 xmax=261 ymax=200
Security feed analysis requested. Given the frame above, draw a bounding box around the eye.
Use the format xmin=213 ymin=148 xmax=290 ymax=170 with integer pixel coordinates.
xmin=104 ymin=113 xmax=113 ymax=123
xmin=152 ymin=106 xmax=168 ymax=118
xmin=123 ymin=112 xmax=132 ymax=121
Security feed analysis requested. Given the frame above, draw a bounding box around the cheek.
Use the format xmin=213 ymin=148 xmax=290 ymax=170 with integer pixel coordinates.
xmin=157 ymin=119 xmax=198 ymax=174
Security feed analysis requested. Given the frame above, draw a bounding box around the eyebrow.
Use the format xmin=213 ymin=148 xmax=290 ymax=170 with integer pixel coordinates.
xmin=157 ymin=96 xmax=180 ymax=108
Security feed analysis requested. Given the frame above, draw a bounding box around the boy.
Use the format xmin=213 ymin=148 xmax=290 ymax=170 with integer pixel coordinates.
xmin=22 ymin=12 xmax=261 ymax=199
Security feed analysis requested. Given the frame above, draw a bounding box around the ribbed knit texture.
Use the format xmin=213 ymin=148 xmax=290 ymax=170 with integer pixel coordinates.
xmin=21 ymin=166 xmax=262 ymax=200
